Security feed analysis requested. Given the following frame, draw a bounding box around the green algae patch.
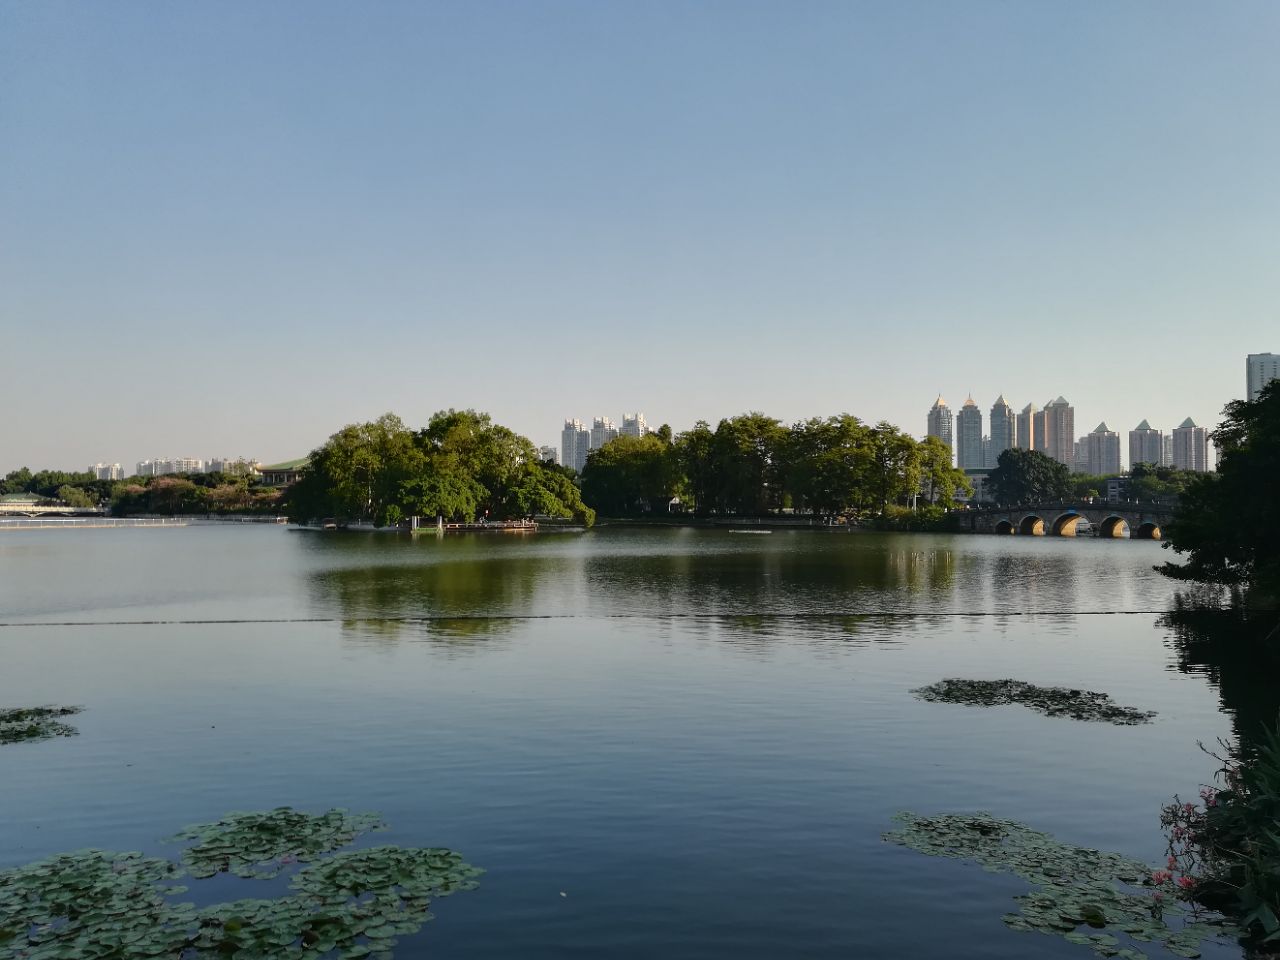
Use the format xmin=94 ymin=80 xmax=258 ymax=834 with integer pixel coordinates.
xmin=885 ymin=812 xmax=1234 ymax=958
xmin=0 ymin=706 xmax=83 ymax=745
xmin=0 ymin=808 xmax=482 ymax=960
xmin=912 ymin=679 xmax=1156 ymax=725
xmin=170 ymin=807 xmax=386 ymax=879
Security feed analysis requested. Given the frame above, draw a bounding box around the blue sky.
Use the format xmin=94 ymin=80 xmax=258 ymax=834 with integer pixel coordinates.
xmin=2 ymin=1 xmax=1277 ymax=472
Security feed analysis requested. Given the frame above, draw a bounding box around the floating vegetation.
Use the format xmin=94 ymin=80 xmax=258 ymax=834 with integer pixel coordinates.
xmin=885 ymin=812 xmax=1235 ymax=959
xmin=0 ymin=705 xmax=83 ymax=745
xmin=912 ymin=679 xmax=1156 ymax=725
xmin=170 ymin=807 xmax=386 ymax=878
xmin=0 ymin=808 xmax=482 ymax=960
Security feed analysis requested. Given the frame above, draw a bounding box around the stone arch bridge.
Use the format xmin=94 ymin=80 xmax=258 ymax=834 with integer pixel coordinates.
xmin=959 ymin=501 xmax=1175 ymax=539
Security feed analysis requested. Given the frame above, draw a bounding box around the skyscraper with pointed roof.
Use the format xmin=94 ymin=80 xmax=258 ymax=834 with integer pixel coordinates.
xmin=1016 ymin=402 xmax=1038 ymax=451
xmin=955 ymin=395 xmax=983 ymax=469
xmin=1129 ymin=420 xmax=1164 ymax=469
xmin=926 ymin=395 xmax=954 ymax=460
xmin=1041 ymin=396 xmax=1075 ymax=466
xmin=1085 ymin=422 xmax=1121 ymax=476
xmin=989 ymin=395 xmax=1015 ymax=465
xmin=1172 ymin=417 xmax=1210 ymax=472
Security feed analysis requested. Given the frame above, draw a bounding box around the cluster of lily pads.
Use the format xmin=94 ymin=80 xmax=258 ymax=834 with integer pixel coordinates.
xmin=912 ymin=679 xmax=1157 ymax=725
xmin=0 ymin=706 xmax=83 ymax=746
xmin=885 ymin=812 xmax=1234 ymax=959
xmin=0 ymin=807 xmax=482 ymax=960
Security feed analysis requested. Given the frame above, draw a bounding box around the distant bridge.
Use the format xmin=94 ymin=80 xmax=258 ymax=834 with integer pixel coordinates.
xmin=0 ymin=504 xmax=107 ymax=517
xmin=959 ymin=501 xmax=1176 ymax=539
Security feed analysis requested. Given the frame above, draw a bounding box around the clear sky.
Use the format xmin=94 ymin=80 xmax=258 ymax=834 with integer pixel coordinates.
xmin=2 ymin=1 xmax=1277 ymax=473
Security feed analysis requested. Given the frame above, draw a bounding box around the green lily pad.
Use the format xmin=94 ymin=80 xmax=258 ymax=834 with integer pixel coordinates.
xmin=885 ymin=812 xmax=1235 ymax=959
xmin=0 ymin=809 xmax=481 ymax=960
xmin=911 ymin=679 xmax=1156 ymax=724
xmin=0 ymin=706 xmax=84 ymax=745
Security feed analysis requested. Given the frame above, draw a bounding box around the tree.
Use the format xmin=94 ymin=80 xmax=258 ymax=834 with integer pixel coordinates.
xmin=674 ymin=421 xmax=716 ymax=513
xmin=782 ymin=415 xmax=873 ymax=516
xmin=398 ymin=470 xmax=485 ymax=522
xmin=1 ymin=468 xmax=32 ymax=494
xmin=987 ymin=448 xmax=1071 ymax=504
xmin=581 ymin=434 xmax=681 ymax=515
xmin=709 ymin=413 xmax=787 ymax=514
xmin=1159 ymin=381 xmax=1280 ymax=606
xmin=289 ymin=414 xmax=424 ymax=524
xmin=866 ymin=422 xmax=921 ymax=512
xmin=55 ymin=485 xmax=97 ymax=509
xmin=918 ymin=435 xmax=972 ymax=507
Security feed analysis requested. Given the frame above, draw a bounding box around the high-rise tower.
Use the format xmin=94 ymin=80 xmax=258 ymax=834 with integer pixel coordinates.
xmin=926 ymin=396 xmax=954 ymax=459
xmin=1041 ymin=396 xmax=1075 ymax=466
xmin=1016 ymin=402 xmax=1038 ymax=451
xmin=989 ymin=395 xmax=1015 ymax=464
xmin=1172 ymin=418 xmax=1210 ymax=472
xmin=1128 ymin=420 xmax=1164 ymax=469
xmin=955 ymin=396 xmax=983 ymax=470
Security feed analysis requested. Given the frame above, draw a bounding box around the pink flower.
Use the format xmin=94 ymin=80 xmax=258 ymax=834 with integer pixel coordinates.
xmin=1152 ymin=870 xmax=1172 ymax=884
xmin=1177 ymin=876 xmax=1195 ymax=890
xmin=1167 ymin=856 xmax=1178 ymax=869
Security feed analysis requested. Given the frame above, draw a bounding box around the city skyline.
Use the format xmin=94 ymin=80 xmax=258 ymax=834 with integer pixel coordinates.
xmin=3 ymin=4 xmax=1278 ymax=473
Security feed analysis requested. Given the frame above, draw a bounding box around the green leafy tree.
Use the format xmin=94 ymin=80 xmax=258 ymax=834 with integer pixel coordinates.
xmin=709 ymin=413 xmax=787 ymax=515
xmin=581 ymin=434 xmax=682 ymax=515
xmin=398 ymin=470 xmax=485 ymax=522
xmin=918 ymin=435 xmax=972 ymax=507
xmin=1 ymin=468 xmax=33 ymax=494
xmin=54 ymin=485 xmax=97 ymax=509
xmin=987 ymin=448 xmax=1072 ymax=504
xmin=1159 ymin=381 xmax=1280 ymax=605
xmin=289 ymin=413 xmax=424 ymax=524
xmin=1127 ymin=464 xmax=1198 ymax=501
xmin=783 ymin=415 xmax=874 ymax=516
xmin=674 ymin=421 xmax=716 ymax=513
xmin=866 ymin=422 xmax=921 ymax=512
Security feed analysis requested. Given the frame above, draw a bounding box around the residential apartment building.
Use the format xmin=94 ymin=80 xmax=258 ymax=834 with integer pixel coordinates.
xmin=926 ymin=396 xmax=953 ymax=458
xmin=1085 ymin=422 xmax=1121 ymax=476
xmin=590 ymin=416 xmax=618 ymax=451
xmin=1172 ymin=418 xmax=1211 ymax=472
xmin=1016 ymin=402 xmax=1037 ymax=451
xmin=561 ymin=419 xmax=590 ymax=473
xmin=954 ymin=397 xmax=983 ymax=469
xmin=1128 ymin=420 xmax=1164 ymax=469
xmin=90 ymin=463 xmax=124 ymax=481
xmin=1247 ymin=352 xmax=1279 ymax=401
xmin=1040 ymin=396 xmax=1075 ymax=466
xmin=988 ymin=395 xmax=1015 ymax=464
xmin=539 ymin=446 xmax=559 ymax=465
xmin=620 ymin=413 xmax=648 ymax=438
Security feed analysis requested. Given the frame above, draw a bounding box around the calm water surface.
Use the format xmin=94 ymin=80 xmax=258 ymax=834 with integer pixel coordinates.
xmin=0 ymin=527 xmax=1258 ymax=958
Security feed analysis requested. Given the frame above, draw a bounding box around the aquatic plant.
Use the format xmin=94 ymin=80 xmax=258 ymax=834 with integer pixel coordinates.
xmin=0 ymin=706 xmax=83 ymax=745
xmin=885 ymin=812 xmax=1235 ymax=958
xmin=1161 ymin=718 xmax=1280 ymax=953
xmin=0 ymin=808 xmax=481 ymax=960
xmin=170 ymin=807 xmax=386 ymax=878
xmin=912 ymin=679 xmax=1156 ymax=725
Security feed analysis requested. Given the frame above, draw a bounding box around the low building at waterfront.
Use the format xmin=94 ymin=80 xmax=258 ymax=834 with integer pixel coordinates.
xmin=258 ymin=458 xmax=309 ymax=486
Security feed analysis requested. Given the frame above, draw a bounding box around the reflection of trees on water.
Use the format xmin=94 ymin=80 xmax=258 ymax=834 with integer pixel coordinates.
xmin=310 ymin=551 xmax=558 ymax=645
xmin=580 ymin=540 xmax=972 ymax=617
xmin=708 ymin=613 xmax=919 ymax=648
xmin=1161 ymin=608 xmax=1280 ymax=751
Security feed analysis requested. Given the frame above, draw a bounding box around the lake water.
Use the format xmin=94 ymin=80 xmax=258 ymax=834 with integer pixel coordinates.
xmin=0 ymin=526 xmax=1262 ymax=958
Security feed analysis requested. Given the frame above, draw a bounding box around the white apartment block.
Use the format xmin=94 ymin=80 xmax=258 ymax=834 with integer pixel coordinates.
xmin=590 ymin=416 xmax=618 ymax=450
xmin=539 ymin=445 xmax=559 ymax=465
xmin=561 ymin=419 xmax=590 ymax=473
xmin=90 ymin=463 xmax=124 ymax=481
xmin=621 ymin=413 xmax=648 ymax=438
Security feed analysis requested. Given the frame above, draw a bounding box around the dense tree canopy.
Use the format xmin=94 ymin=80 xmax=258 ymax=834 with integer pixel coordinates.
xmin=1159 ymin=381 xmax=1280 ymax=605
xmin=582 ymin=413 xmax=968 ymax=518
xmin=986 ymin=448 xmax=1072 ymax=504
xmin=287 ymin=410 xmax=595 ymax=527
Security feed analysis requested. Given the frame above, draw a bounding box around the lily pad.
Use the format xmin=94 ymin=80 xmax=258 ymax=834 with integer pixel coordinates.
xmin=885 ymin=812 xmax=1234 ymax=959
xmin=0 ymin=809 xmax=481 ymax=960
xmin=912 ymin=679 xmax=1156 ymax=724
xmin=169 ymin=807 xmax=386 ymax=878
xmin=0 ymin=706 xmax=83 ymax=745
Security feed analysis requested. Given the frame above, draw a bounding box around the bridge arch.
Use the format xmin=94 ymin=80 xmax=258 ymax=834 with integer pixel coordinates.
xmin=994 ymin=519 xmax=1015 ymax=535
xmin=1052 ymin=512 xmax=1087 ymax=537
xmin=1019 ymin=514 xmax=1046 ymax=536
xmin=1099 ymin=516 xmax=1130 ymax=538
xmin=1134 ymin=522 xmax=1162 ymax=540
